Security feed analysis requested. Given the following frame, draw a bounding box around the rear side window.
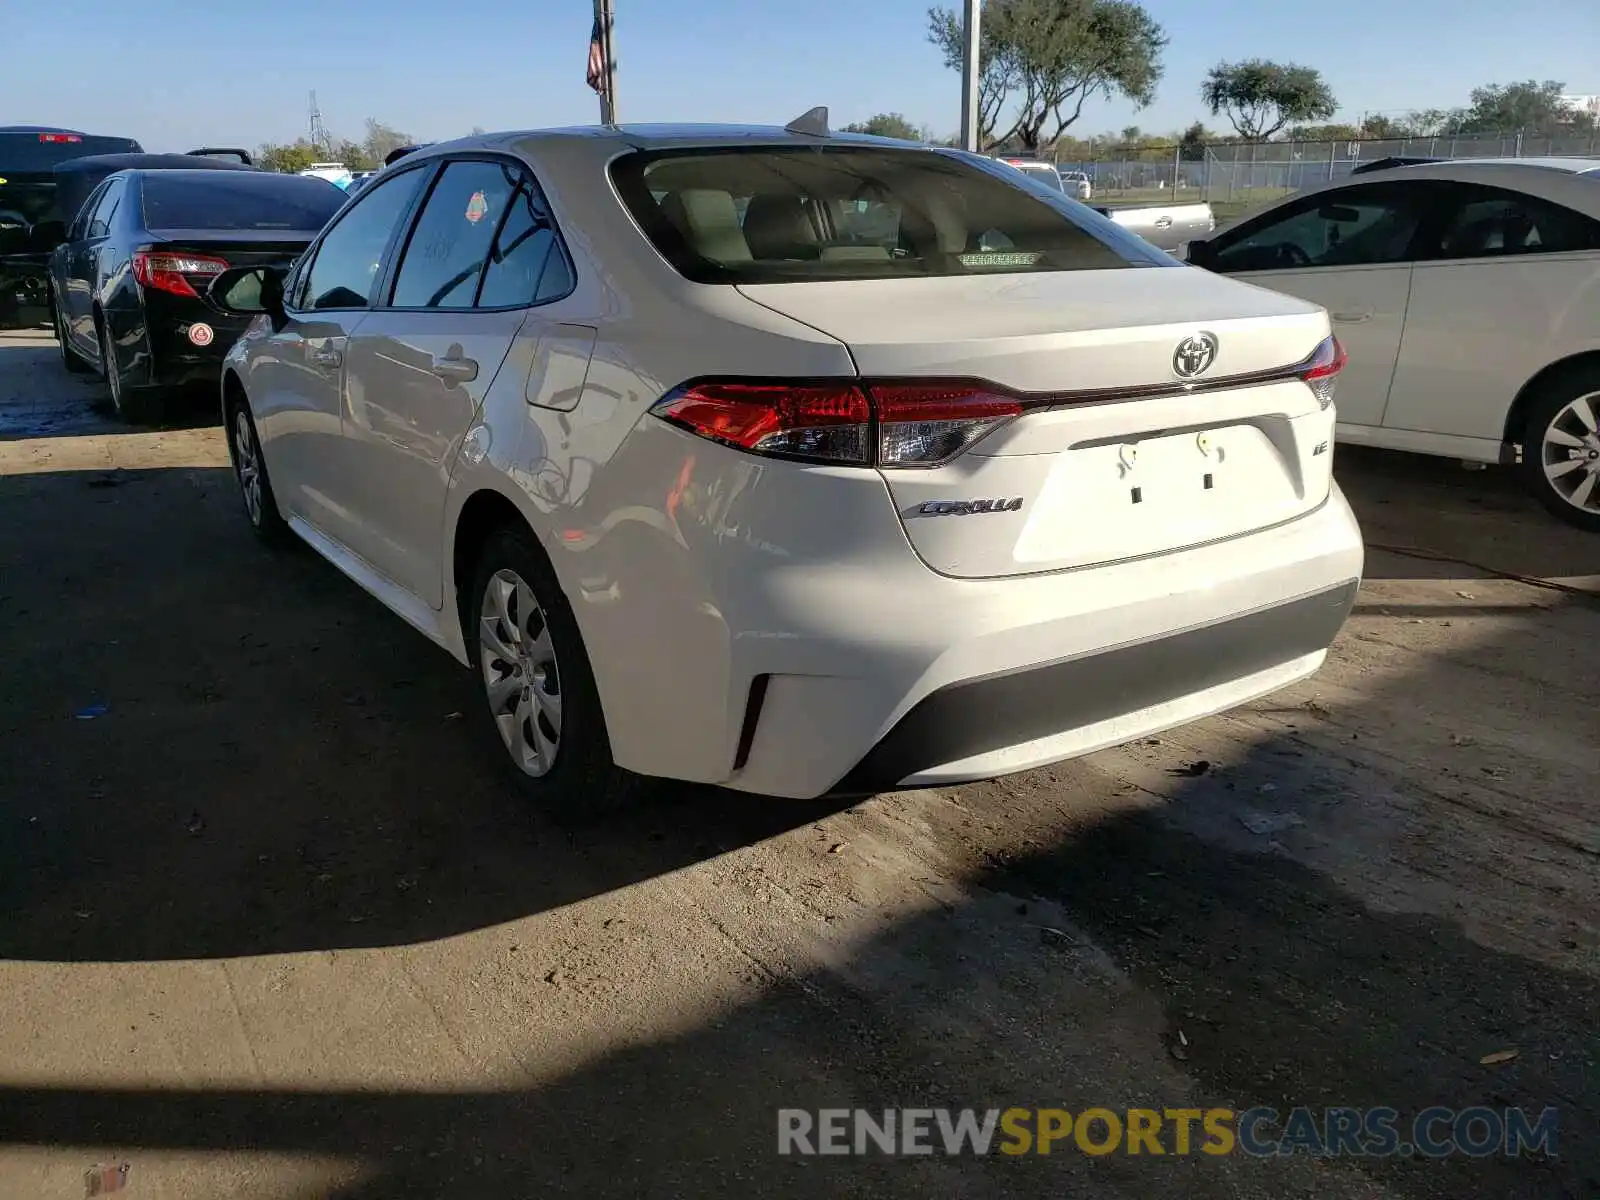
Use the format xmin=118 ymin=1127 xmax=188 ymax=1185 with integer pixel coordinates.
xmin=611 ymin=146 xmax=1163 ymax=283
xmin=142 ymin=173 xmax=346 ymax=231
xmin=390 ymin=160 xmax=518 ymax=308
xmin=1433 ymin=185 xmax=1600 ymax=259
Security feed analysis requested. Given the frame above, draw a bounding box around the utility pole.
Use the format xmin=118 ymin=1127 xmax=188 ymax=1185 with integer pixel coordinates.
xmin=959 ymin=0 xmax=981 ymax=152
xmin=594 ymin=0 xmax=619 ymax=124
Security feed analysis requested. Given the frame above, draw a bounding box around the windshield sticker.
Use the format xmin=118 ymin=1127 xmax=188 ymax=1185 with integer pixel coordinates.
xmin=958 ymin=251 xmax=1044 ymax=268
xmin=465 ymin=191 xmax=490 ymax=224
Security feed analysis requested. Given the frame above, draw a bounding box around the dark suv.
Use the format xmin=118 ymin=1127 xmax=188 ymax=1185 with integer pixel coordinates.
xmin=0 ymin=126 xmax=145 ymax=327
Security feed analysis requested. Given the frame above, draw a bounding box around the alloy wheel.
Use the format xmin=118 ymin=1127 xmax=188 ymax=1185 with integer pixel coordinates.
xmin=1540 ymin=389 xmax=1600 ymax=515
xmin=234 ymin=409 xmax=264 ymax=526
xmin=479 ymin=568 xmax=563 ymax=777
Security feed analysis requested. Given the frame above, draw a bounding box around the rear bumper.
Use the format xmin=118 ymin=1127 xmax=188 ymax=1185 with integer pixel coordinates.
xmin=580 ymin=437 xmax=1364 ymax=799
xmin=831 ymin=578 xmax=1356 ymax=795
xmin=142 ymin=309 xmax=253 ymax=387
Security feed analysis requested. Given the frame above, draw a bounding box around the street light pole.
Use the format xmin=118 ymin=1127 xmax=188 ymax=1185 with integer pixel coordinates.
xmin=959 ymin=0 xmax=981 ymax=152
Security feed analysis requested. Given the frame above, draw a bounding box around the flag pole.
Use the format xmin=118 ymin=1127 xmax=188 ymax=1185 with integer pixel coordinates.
xmin=959 ymin=0 xmax=980 ymax=152
xmin=598 ymin=0 xmax=619 ymax=125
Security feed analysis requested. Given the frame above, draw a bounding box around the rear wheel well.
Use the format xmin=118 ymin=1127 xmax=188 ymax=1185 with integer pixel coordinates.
xmin=452 ymin=490 xmax=543 ymax=632
xmin=1504 ymin=351 xmax=1600 ymax=446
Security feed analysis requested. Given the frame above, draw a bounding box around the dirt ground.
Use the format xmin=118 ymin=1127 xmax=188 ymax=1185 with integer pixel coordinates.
xmin=0 ymin=328 xmax=1595 ymax=1199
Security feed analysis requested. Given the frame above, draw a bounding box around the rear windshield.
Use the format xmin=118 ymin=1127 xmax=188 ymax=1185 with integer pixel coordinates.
xmin=141 ymin=173 xmax=347 ymax=231
xmin=610 ymin=145 xmax=1166 ymax=283
xmin=0 ymin=132 xmax=142 ymax=171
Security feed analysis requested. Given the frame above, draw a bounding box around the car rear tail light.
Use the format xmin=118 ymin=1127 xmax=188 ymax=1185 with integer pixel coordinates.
xmin=650 ymin=380 xmax=1022 ymax=468
xmin=1298 ymin=335 xmax=1347 ymax=410
xmin=870 ymin=383 xmax=1022 ymax=466
xmin=132 ymin=251 xmax=230 ymax=299
xmin=38 ymin=132 xmax=82 ymax=144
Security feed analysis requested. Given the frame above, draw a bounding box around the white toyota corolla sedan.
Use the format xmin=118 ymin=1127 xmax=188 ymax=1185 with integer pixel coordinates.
xmin=210 ymin=119 xmax=1364 ymax=807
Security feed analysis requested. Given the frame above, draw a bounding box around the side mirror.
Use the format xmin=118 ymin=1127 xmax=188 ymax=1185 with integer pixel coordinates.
xmin=208 ymin=264 xmax=287 ymax=325
xmin=1184 ymin=238 xmax=1215 ymax=268
xmin=1317 ymin=204 xmax=1361 ymax=223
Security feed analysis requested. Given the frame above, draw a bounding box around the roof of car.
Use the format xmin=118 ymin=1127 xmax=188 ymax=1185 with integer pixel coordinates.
xmin=410 ymin=124 xmax=938 ymax=159
xmin=54 ymin=153 xmax=259 ymax=175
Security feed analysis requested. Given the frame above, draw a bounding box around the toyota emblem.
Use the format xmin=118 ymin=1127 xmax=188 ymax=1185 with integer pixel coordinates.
xmin=1172 ymin=332 xmax=1219 ymax=380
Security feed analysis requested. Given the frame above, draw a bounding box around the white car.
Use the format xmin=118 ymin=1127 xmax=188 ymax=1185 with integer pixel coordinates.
xmin=1187 ymin=157 xmax=1600 ymax=530
xmin=210 ymin=122 xmax=1363 ymax=807
xmin=1058 ymin=169 xmax=1093 ymax=201
xmin=997 ymin=157 xmax=1067 ymax=194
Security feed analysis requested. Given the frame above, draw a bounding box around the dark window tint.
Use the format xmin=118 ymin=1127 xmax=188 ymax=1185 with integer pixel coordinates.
xmin=0 ymin=132 xmax=141 ymax=171
xmin=1433 ymin=186 xmax=1600 ymax=259
xmin=299 ymin=168 xmax=427 ymax=311
xmin=87 ymin=179 xmax=123 ymax=237
xmin=477 ymin=178 xmax=572 ymax=307
xmin=1210 ymin=184 xmax=1430 ymax=271
xmin=390 ymin=160 xmax=518 ymax=308
xmin=142 ymin=172 xmax=346 ymax=231
xmin=611 ymin=146 xmax=1161 ymax=284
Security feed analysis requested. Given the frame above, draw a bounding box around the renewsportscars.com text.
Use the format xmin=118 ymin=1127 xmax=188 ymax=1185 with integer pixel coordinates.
xmin=777 ymin=1106 xmax=1559 ymax=1159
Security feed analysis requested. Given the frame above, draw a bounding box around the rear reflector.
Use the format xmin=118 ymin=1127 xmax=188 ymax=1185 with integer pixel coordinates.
xmin=132 ymin=250 xmax=230 ymax=299
xmin=650 ymin=380 xmax=1021 ymax=468
xmin=1297 ymin=335 xmax=1347 ymax=410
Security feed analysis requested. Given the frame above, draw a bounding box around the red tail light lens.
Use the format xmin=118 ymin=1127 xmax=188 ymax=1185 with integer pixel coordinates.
xmin=1298 ymin=335 xmax=1347 ymax=410
xmin=38 ymin=132 xmax=82 ymax=144
xmin=652 ymin=382 xmax=871 ymax=464
xmin=650 ymin=380 xmax=1021 ymax=468
xmin=132 ymin=251 xmax=230 ymax=299
xmin=870 ymin=383 xmax=1022 ymax=466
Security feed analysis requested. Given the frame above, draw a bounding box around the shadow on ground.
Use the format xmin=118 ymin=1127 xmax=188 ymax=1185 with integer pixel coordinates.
xmin=0 ymin=737 xmax=1593 ymax=1198
xmin=0 ymin=466 xmax=834 ymax=963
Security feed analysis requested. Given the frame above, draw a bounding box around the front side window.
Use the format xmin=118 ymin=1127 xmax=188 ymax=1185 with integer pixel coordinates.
xmin=297 ymin=167 xmax=427 ymax=311
xmin=1211 ymin=184 xmax=1429 ymax=272
xmin=1432 ymin=185 xmax=1600 ymax=259
xmin=611 ymin=145 xmax=1166 ymax=283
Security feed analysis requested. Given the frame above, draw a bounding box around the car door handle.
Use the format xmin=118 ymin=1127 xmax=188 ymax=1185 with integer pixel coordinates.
xmin=1331 ymin=310 xmax=1373 ymax=324
xmin=310 ymin=347 xmax=343 ymax=367
xmin=432 ymin=353 xmax=478 ymax=383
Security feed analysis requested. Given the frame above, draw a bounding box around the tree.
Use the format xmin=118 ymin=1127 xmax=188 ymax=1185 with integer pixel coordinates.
xmin=1200 ymin=59 xmax=1336 ymax=140
xmin=1284 ymin=122 xmax=1363 ymax=142
xmin=1177 ymin=120 xmax=1208 ymax=161
xmin=842 ymin=113 xmax=924 ymax=141
xmin=361 ymin=118 xmax=415 ymax=165
xmin=256 ymin=140 xmax=321 ymax=173
xmin=1456 ymin=80 xmax=1595 ymax=136
xmin=928 ymin=0 xmax=1167 ymax=153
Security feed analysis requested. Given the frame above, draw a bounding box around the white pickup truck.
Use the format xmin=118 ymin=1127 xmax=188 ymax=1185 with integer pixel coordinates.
xmin=1092 ymin=199 xmax=1216 ymax=254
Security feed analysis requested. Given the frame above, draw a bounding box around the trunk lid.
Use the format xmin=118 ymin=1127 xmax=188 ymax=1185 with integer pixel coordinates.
xmin=737 ymin=269 xmax=1338 ymax=579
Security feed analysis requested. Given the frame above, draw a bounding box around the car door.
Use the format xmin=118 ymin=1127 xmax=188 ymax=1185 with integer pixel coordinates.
xmin=1383 ymin=181 xmax=1600 ymax=446
xmin=246 ymin=166 xmax=430 ymax=538
xmin=341 ymin=156 xmax=580 ymax=606
xmin=62 ymin=179 xmax=121 ymax=352
xmin=1202 ymin=181 xmax=1443 ymax=429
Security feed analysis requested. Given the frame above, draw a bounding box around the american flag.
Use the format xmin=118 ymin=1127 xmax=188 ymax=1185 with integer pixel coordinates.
xmin=586 ymin=18 xmax=606 ymax=95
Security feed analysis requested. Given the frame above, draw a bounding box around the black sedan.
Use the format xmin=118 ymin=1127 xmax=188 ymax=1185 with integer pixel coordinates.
xmin=48 ymin=168 xmax=347 ymax=423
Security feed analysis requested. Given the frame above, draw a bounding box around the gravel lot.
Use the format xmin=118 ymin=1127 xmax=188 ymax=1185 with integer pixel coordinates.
xmin=0 ymin=328 xmax=1595 ymax=1199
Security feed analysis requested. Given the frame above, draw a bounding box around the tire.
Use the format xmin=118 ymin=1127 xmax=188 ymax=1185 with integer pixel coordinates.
xmin=225 ymin=395 xmax=292 ymax=547
xmin=52 ymin=291 xmax=91 ymax=374
xmin=99 ymin=318 xmax=165 ymax=425
xmin=465 ymin=525 xmax=643 ymax=815
xmin=1521 ymin=367 xmax=1600 ymax=533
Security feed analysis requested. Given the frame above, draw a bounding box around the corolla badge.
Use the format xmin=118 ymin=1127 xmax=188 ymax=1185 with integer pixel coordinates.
xmin=1172 ymin=331 xmax=1219 ymax=380
xmin=916 ymin=497 xmax=1024 ymax=516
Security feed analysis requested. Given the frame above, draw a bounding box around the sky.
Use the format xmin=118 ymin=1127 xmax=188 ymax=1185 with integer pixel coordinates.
xmin=2 ymin=0 xmax=1597 ymax=152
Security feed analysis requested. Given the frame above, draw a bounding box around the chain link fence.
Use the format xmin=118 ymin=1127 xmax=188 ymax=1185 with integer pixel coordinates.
xmin=1052 ymin=132 xmax=1600 ymax=219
